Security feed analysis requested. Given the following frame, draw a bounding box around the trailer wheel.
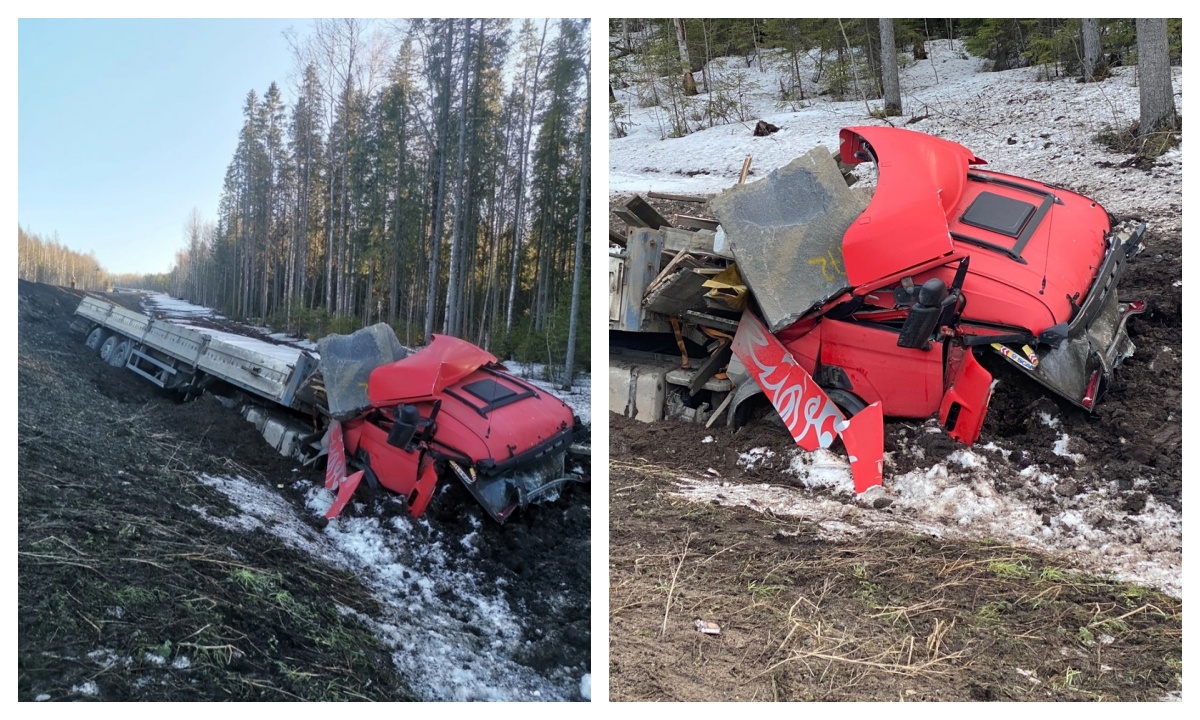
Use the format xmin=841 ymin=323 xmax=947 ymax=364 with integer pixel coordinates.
xmin=108 ymin=338 xmax=135 ymax=368
xmin=99 ymin=334 xmax=121 ymax=364
xmin=85 ymin=327 xmax=109 ymax=354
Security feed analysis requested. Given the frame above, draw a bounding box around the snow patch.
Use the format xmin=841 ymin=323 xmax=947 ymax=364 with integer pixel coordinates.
xmin=787 ymin=449 xmax=853 ymax=495
xmin=738 ymin=447 xmax=775 ymax=469
xmin=190 ymin=474 xmax=582 ymax=701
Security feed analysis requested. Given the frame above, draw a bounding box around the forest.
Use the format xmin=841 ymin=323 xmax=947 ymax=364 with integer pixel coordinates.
xmin=21 ymin=18 xmax=591 ymax=380
xmin=610 ymin=18 xmax=1180 ymax=151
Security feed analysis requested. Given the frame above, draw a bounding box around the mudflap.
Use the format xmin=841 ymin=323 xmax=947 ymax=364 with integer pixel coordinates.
xmin=939 ymin=347 xmax=993 ymax=445
xmin=323 ymin=420 xmax=364 ymax=520
xmin=731 ymin=311 xmax=885 ymax=493
xmin=839 ymin=402 xmax=883 ymax=493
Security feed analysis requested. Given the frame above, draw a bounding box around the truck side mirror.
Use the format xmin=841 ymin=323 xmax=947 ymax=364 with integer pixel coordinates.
xmin=897 ymin=278 xmax=948 ymax=350
xmin=387 ymin=404 xmax=421 ymax=450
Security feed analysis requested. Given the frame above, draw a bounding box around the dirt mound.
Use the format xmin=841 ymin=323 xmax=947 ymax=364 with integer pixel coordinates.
xmin=18 ymin=281 xmax=589 ymax=701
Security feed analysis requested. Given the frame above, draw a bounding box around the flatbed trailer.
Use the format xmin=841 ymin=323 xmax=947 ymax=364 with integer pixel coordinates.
xmin=76 ymin=295 xmax=319 ymax=412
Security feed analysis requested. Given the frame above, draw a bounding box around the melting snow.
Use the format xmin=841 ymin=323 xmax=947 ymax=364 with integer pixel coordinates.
xmin=192 ymin=474 xmax=584 ymax=701
xmin=738 ymin=447 xmax=776 ymax=469
xmin=674 ymin=444 xmax=1181 ymax=597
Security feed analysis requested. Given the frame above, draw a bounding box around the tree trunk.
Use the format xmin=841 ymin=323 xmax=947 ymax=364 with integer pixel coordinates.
xmin=879 ymin=19 xmax=902 ymax=115
xmin=674 ymin=19 xmax=697 ymax=95
xmin=424 ymin=21 xmax=456 ymax=343
xmin=1136 ymin=18 xmax=1177 ymax=141
xmin=1081 ymin=18 xmax=1102 ymax=82
xmin=506 ymin=21 xmax=549 ymax=331
xmin=562 ymin=79 xmax=589 ymax=391
xmin=444 ymin=19 xmax=472 ymax=338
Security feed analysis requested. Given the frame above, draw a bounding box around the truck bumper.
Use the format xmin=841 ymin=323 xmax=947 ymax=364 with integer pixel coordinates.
xmin=1012 ymin=224 xmax=1146 ymax=410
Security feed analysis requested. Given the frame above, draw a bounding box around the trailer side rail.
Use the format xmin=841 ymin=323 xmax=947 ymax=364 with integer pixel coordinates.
xmin=76 ymin=296 xmax=311 ymax=409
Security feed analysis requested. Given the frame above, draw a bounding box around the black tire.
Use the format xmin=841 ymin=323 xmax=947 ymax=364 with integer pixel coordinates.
xmin=85 ymin=327 xmax=109 ymax=354
xmin=109 ymin=338 xmax=134 ymax=368
xmin=826 ymin=388 xmax=867 ymax=417
xmin=99 ymin=335 xmax=121 ymax=364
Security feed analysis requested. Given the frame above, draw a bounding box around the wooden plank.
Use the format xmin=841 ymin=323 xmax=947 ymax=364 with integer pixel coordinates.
xmin=688 ymin=342 xmax=733 ymax=396
xmin=672 ymin=214 xmax=719 ymax=232
xmin=644 ymin=268 xmax=709 ymax=317
xmin=738 ymin=154 xmax=752 ymax=183
xmin=623 ymin=195 xmax=672 ymax=229
xmin=609 ymin=227 xmax=627 ymax=246
xmin=648 ymin=191 xmax=708 ymax=203
xmin=612 ymin=207 xmax=646 ymax=228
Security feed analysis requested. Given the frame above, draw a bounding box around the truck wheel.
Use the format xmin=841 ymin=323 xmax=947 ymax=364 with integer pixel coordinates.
xmin=99 ymin=335 xmax=121 ymax=364
xmin=85 ymin=327 xmax=109 ymax=354
xmin=826 ymin=389 xmax=867 ymax=417
xmin=108 ymin=338 xmax=134 ymax=368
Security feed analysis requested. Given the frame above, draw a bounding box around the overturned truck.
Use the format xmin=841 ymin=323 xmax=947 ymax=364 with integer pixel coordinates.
xmin=611 ymin=126 xmax=1144 ymax=490
xmin=76 ymin=296 xmax=587 ymax=523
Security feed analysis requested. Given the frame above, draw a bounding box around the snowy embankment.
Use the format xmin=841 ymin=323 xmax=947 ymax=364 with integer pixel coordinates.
xmin=193 ymin=474 xmax=587 ymax=700
xmin=679 ymin=414 xmax=1180 ymax=597
xmin=611 ymin=40 xmax=1182 ymax=232
xmin=612 ymin=40 xmax=1182 ymax=598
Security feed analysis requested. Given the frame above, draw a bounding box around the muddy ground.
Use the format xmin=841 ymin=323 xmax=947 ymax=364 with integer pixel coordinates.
xmin=17 ymin=280 xmax=590 ymax=701
xmin=608 ymin=207 xmax=1182 ymax=700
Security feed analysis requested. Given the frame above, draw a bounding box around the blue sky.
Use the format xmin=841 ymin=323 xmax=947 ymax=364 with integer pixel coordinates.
xmin=19 ymin=18 xmax=304 ymax=275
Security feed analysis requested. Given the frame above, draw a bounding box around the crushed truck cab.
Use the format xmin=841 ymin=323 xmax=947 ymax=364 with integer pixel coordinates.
xmin=321 ymin=327 xmax=581 ymax=523
xmin=613 ymin=126 xmax=1144 ymax=492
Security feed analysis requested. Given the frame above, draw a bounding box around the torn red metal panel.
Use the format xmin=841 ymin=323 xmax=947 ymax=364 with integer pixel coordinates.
xmin=325 ymin=470 xmax=364 ymax=520
xmin=324 ymin=419 xmax=365 ymax=520
xmin=732 ymin=310 xmax=842 ymax=451
xmin=839 ymin=402 xmax=884 ymax=493
xmin=732 ymin=311 xmax=884 ymax=492
xmin=939 ymin=347 xmax=994 ymax=446
xmin=325 ymin=419 xmax=347 ymax=491
xmin=838 ymin=126 xmax=980 ymax=285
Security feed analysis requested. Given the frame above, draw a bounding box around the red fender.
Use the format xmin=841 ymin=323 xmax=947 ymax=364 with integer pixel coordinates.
xmin=732 ymin=311 xmax=884 ymax=493
xmin=324 ymin=420 xmax=365 ymax=519
xmin=838 ymin=402 xmax=884 ymax=493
